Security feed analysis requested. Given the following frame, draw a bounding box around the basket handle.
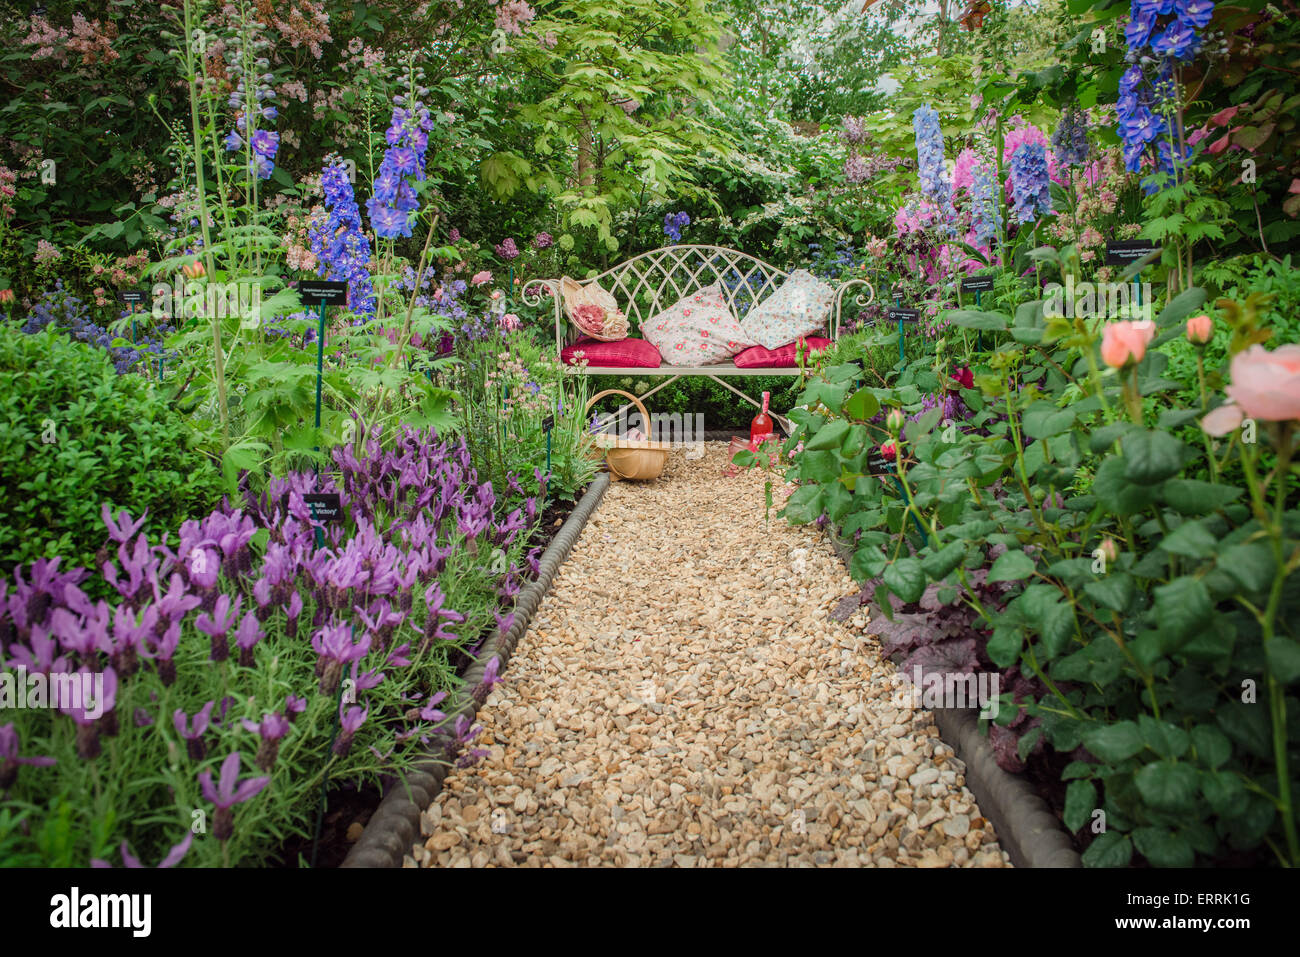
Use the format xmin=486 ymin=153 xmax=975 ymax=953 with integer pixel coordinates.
xmin=584 ymin=388 xmax=652 ymax=438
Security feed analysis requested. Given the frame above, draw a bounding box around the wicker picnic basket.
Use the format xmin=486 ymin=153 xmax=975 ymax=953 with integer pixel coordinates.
xmin=583 ymin=389 xmax=671 ymax=481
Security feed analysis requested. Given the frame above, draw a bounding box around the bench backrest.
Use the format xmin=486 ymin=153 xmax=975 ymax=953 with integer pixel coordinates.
xmin=524 ymin=245 xmax=873 ymax=355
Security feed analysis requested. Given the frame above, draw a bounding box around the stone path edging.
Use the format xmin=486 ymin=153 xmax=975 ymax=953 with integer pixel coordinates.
xmin=341 ymin=472 xmax=612 ymax=868
xmin=826 ymin=533 xmax=1081 ymax=869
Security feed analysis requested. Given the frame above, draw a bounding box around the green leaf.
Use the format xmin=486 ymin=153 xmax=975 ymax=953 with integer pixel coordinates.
xmin=946 ymin=310 xmax=1008 ymax=331
xmin=987 ymin=549 xmax=1035 ymax=582
xmin=1134 ymin=761 xmax=1200 ymax=813
xmin=1200 ymin=770 xmax=1245 ymax=815
xmin=1132 ymin=826 xmax=1195 ymax=867
xmin=1216 ymin=541 xmax=1277 ymax=593
xmin=850 ymin=545 xmax=887 ymax=582
xmin=845 ymin=387 xmax=880 ymax=422
xmin=1021 ymin=401 xmax=1076 ymax=439
xmin=806 ymin=419 xmax=850 ymax=452
xmin=1191 ymin=726 xmax=1232 ymax=770
xmin=921 ymin=541 xmax=966 ymax=581
xmin=882 ymin=558 xmax=925 ymax=604
xmin=1082 ymin=720 xmax=1145 ymax=763
xmin=1121 ymin=430 xmax=1187 ymax=485
xmin=1082 ymin=830 xmax=1132 ymax=868
xmin=1138 ymin=715 xmax=1189 ymax=759
xmin=986 ymin=627 xmax=1023 ymax=667
xmin=1153 ymin=577 xmax=1212 ymax=647
xmin=1161 ymin=478 xmax=1243 ymax=515
xmin=1064 ymin=780 xmax=1096 ymax=832
xmin=1265 ymin=637 xmax=1300 ymax=684
xmin=1159 ymin=519 xmax=1216 ymax=558
xmin=1154 ymin=286 xmax=1208 ymax=329
xmin=780 ymin=485 xmax=822 ymax=525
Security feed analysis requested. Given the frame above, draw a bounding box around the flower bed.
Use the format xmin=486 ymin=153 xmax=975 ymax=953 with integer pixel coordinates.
xmin=0 ymin=422 xmax=549 ymax=867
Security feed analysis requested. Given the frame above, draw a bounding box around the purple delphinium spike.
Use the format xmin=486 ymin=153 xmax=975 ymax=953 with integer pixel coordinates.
xmin=199 ymin=752 xmax=270 ymax=841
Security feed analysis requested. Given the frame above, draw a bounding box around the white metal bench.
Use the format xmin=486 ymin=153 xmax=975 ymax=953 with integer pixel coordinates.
xmin=522 ymin=244 xmax=874 ymax=433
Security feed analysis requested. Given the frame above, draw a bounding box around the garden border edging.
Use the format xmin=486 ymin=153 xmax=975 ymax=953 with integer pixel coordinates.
xmin=826 ymin=533 xmax=1081 ymax=869
xmin=341 ymin=472 xmax=611 ymax=868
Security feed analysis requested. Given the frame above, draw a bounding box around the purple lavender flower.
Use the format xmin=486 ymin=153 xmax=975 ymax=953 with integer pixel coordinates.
xmin=91 ymin=833 xmax=193 ymax=869
xmin=0 ymin=723 xmax=56 ymax=790
xmin=195 ymin=593 xmax=241 ymax=662
xmin=199 ymin=752 xmax=270 ymax=841
xmin=333 ymin=705 xmax=368 ymax=756
xmin=242 ymin=713 xmax=291 ymax=770
xmin=311 ymin=622 xmax=371 ymax=694
xmin=174 ymin=701 xmax=215 ymax=761
xmin=101 ymin=504 xmax=147 ymax=545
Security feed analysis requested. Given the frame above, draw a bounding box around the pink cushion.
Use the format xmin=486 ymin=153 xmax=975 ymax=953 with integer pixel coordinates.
xmin=733 ymin=337 xmax=832 ymax=368
xmin=561 ymin=336 xmax=661 ymax=368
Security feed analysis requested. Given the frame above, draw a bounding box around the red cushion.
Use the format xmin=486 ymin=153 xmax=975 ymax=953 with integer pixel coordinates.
xmin=733 ymin=337 xmax=832 ymax=369
xmin=561 ymin=336 xmax=661 ymax=368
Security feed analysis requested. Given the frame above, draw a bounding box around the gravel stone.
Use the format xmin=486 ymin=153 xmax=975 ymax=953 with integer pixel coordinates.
xmin=417 ymin=444 xmax=1010 ymax=868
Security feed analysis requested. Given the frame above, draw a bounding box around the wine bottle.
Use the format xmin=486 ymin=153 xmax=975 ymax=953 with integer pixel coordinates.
xmin=750 ymin=390 xmax=774 ymax=447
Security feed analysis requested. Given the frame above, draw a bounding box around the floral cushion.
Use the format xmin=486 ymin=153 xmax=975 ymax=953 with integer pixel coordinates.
xmin=561 ymin=336 xmax=661 ymax=368
xmin=640 ymin=283 xmax=755 ymax=366
xmin=739 ymin=269 xmax=834 ymax=350
xmin=733 ymin=336 xmax=833 ymax=369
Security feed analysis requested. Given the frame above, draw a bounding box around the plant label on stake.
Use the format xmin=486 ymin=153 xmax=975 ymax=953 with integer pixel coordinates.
xmin=888 ymin=304 xmax=919 ymax=365
xmin=542 ymin=411 xmax=555 ymax=480
xmin=120 ymin=289 xmax=145 ymax=343
xmin=1106 ymin=241 xmax=1160 ymax=317
xmin=298 ymin=280 xmax=348 ymax=453
xmin=960 ymin=277 xmax=994 ymax=348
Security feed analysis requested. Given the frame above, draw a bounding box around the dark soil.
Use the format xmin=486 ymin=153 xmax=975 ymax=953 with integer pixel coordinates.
xmin=274 ymin=485 xmax=587 ymax=868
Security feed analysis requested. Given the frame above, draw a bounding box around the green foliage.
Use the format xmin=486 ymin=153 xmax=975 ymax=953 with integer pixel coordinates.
xmin=0 ymin=323 xmax=222 ymax=581
xmin=767 ymin=246 xmax=1300 ymax=868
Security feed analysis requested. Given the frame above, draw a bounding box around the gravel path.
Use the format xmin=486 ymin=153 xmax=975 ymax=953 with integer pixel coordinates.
xmin=409 ymin=443 xmax=1010 ymax=868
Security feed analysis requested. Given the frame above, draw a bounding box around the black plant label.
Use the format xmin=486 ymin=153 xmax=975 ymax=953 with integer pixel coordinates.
xmin=299 ymin=280 xmax=349 ymax=306
xmin=119 ymin=289 xmax=147 ymax=304
xmin=1105 ymin=240 xmax=1161 ymax=266
xmin=541 ymin=414 xmax=555 ymax=432
xmin=960 ymin=276 xmax=994 ymax=293
xmin=887 ymin=307 xmax=920 ymax=323
xmin=281 ymin=492 xmax=344 ymax=522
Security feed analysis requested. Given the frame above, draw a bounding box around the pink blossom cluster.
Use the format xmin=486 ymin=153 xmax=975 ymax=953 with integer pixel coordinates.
xmin=34 ymin=240 xmax=61 ymax=265
xmin=279 ymin=81 xmax=310 ymax=103
xmin=270 ymin=1 xmax=332 ymax=59
xmin=494 ymin=0 xmax=537 ymax=36
xmin=23 ymin=14 xmax=118 ymax=66
xmin=0 ymin=166 xmax=16 ymax=219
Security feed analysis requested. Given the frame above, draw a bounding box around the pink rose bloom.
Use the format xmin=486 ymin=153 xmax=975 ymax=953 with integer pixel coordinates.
xmin=499 ymin=313 xmax=520 ymax=331
xmin=1100 ymin=320 xmax=1156 ymax=368
xmin=1203 ymin=345 xmax=1300 ymax=435
xmin=1186 ymin=314 xmax=1213 ymax=345
xmin=471 ymin=270 xmax=492 ymax=286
